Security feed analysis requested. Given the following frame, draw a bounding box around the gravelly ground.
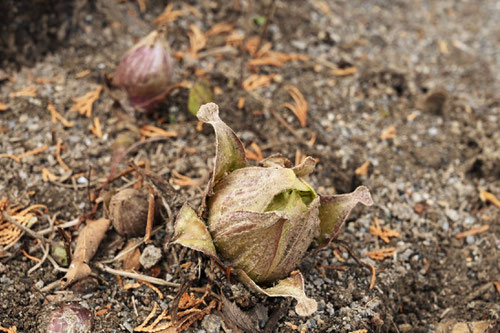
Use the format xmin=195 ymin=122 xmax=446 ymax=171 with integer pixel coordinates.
xmin=0 ymin=0 xmax=499 ymax=332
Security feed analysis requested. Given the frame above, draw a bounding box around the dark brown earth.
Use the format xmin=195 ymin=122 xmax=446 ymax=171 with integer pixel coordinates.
xmin=0 ymin=1 xmax=499 ymax=332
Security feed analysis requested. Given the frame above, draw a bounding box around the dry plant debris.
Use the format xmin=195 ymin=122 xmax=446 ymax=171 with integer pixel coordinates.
xmin=153 ymin=3 xmax=184 ymax=25
xmin=479 ymin=190 xmax=500 ymax=208
xmin=369 ymin=218 xmax=400 ymax=243
xmin=355 ymin=160 xmax=371 ymax=176
xmin=69 ymin=85 xmax=103 ymax=118
xmin=245 ymin=142 xmax=264 ymax=161
xmin=139 ymin=125 xmax=177 ymax=139
xmin=380 ymin=125 xmax=397 ymax=140
xmin=237 ymin=97 xmax=245 ymax=109
xmin=48 ymin=103 xmax=74 ymax=127
xmin=206 ymin=22 xmax=234 ymax=37
xmin=282 ymin=85 xmax=308 ymax=127
xmin=75 ymin=69 xmax=90 ymax=79
xmin=171 ymin=170 xmax=198 ymax=187
xmin=135 ymin=291 xmax=218 ymax=332
xmin=0 ymin=326 xmax=17 ymax=333
xmin=62 ymin=218 xmax=111 ymax=287
xmin=348 ymin=329 xmax=368 ymax=333
xmin=8 ymin=85 xmax=37 ymax=98
xmin=0 ymin=144 xmax=49 ymax=163
xmin=331 ymin=67 xmax=358 ymax=76
xmin=455 ymin=225 xmax=490 ymax=239
xmin=188 ymin=24 xmax=206 ymax=58
xmin=0 ymin=102 xmax=7 ymax=111
xmin=0 ymin=197 xmax=47 ymax=248
xmin=242 ymin=74 xmax=276 ymax=91
xmin=365 ymin=247 xmax=395 ymax=261
xmin=56 ymin=138 xmax=71 ymax=171
xmin=41 ymin=168 xmax=58 ymax=182
xmin=89 ymin=117 xmax=103 ymax=138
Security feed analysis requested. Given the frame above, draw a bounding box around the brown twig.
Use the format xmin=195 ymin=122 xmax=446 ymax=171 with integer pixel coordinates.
xmin=335 ymin=240 xmax=377 ymax=290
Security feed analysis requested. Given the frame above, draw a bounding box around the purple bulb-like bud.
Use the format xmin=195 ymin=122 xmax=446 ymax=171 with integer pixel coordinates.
xmin=113 ymin=28 xmax=174 ymax=111
xmin=45 ymin=303 xmax=93 ymax=333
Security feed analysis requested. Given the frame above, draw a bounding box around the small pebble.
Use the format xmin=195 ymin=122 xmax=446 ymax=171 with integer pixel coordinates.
xmin=139 ymin=245 xmax=162 ymax=269
xmin=466 ymin=235 xmax=475 ymax=244
xmin=77 ymin=176 xmax=88 ymax=184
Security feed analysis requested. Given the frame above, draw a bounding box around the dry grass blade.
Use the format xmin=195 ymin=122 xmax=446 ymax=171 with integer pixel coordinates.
xmin=153 ymin=3 xmax=184 ymax=25
xmin=282 ymin=85 xmax=308 ymax=127
xmin=188 ymin=24 xmax=206 ymax=57
xmin=69 ymin=85 xmax=102 ymax=118
xmin=365 ymin=247 xmax=395 ymax=261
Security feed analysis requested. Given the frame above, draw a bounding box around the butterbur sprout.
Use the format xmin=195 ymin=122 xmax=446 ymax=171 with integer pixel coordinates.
xmin=113 ymin=28 xmax=174 ymax=111
xmin=172 ymin=103 xmax=373 ymax=316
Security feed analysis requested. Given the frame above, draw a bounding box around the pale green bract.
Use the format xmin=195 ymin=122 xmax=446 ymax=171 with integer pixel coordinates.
xmin=172 ymin=103 xmax=373 ymax=316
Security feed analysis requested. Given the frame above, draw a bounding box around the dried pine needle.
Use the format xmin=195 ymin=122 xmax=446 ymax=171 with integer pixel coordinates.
xmin=69 ymin=85 xmax=102 ymax=118
xmin=56 ymin=139 xmax=71 ymax=171
xmin=9 ymin=86 xmax=37 ymax=98
xmin=380 ymin=125 xmax=397 ymax=140
xmin=242 ymin=74 xmax=276 ymax=91
xmin=455 ymin=225 xmax=490 ymax=239
xmin=153 ymin=3 xmax=184 ymax=25
xmin=89 ymin=117 xmax=103 ymax=138
xmin=282 ymin=85 xmax=308 ymax=127
xmin=369 ymin=218 xmax=400 ymax=243
xmin=48 ymin=103 xmax=74 ymax=127
xmin=245 ymin=142 xmax=264 ymax=161
xmin=188 ymin=24 xmax=206 ymax=57
xmin=365 ymin=247 xmax=395 ymax=261
xmin=479 ymin=190 xmax=500 ymax=208
xmin=42 ymin=168 xmax=58 ymax=182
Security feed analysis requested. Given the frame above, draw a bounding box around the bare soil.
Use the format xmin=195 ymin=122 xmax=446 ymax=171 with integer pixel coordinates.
xmin=0 ymin=0 xmax=499 ymax=332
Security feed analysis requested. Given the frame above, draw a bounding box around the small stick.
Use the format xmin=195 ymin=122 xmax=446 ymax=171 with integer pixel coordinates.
xmin=97 ymin=264 xmax=180 ymax=288
xmin=38 ymin=218 xmax=79 ymax=236
xmin=145 ymin=185 xmax=155 ymax=244
xmin=270 ymin=109 xmax=301 ymax=140
xmin=336 ymin=240 xmax=377 ymax=290
xmin=28 ymin=243 xmax=50 ymax=274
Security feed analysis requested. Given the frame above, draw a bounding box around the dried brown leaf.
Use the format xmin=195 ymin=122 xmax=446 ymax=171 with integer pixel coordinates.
xmin=62 ymin=218 xmax=110 ymax=287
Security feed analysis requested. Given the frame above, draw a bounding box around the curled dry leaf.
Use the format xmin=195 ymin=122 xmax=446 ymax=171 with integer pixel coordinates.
xmin=62 ymin=218 xmax=110 ymax=287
